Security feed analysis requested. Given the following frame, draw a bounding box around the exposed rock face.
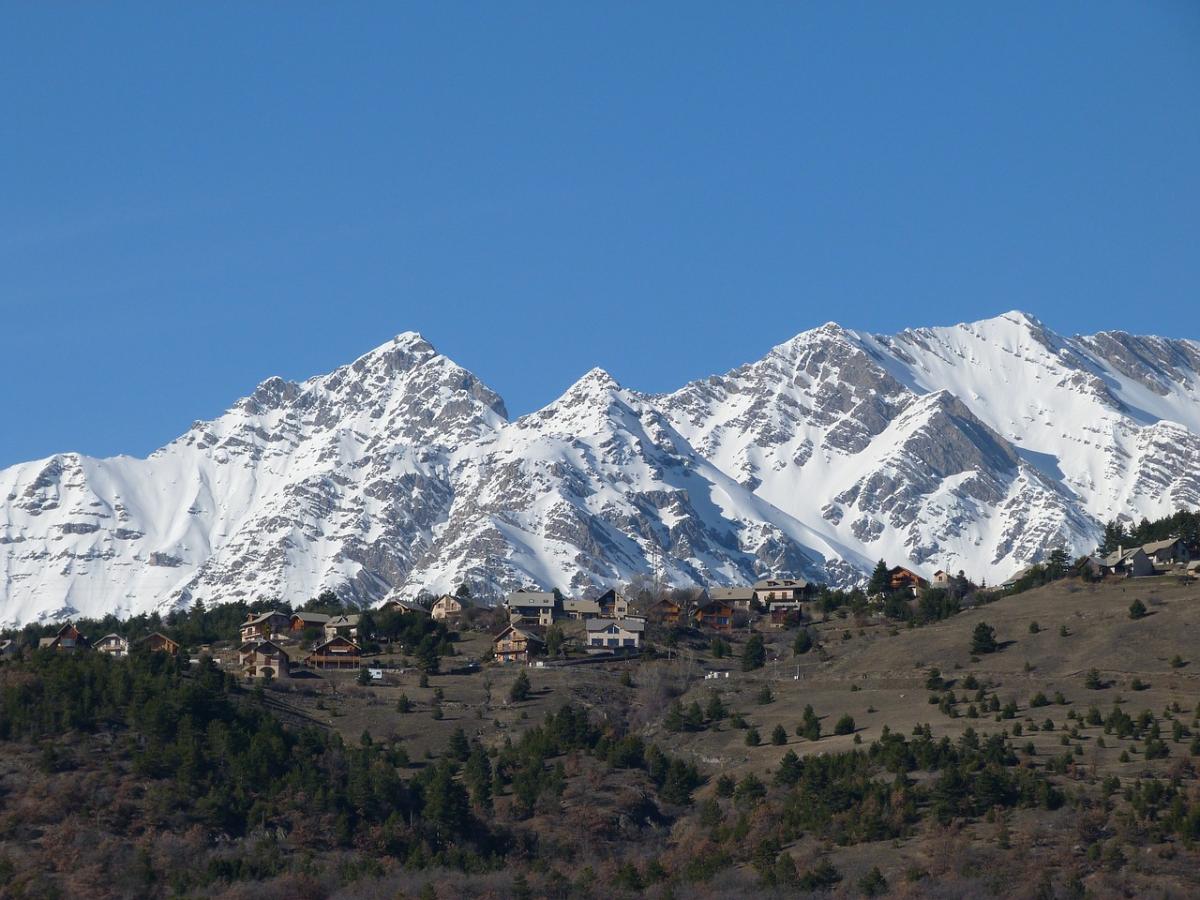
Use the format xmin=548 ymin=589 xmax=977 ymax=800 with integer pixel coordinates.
xmin=663 ymin=311 xmax=1200 ymax=586
xmin=2 ymin=312 xmax=1200 ymax=626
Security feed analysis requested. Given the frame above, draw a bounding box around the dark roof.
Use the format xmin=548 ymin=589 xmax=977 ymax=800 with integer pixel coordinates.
xmin=751 ymin=578 xmax=808 ymax=590
xmin=563 ymin=598 xmax=601 ymax=614
xmin=1141 ymin=538 xmax=1183 ymax=555
xmin=242 ymin=610 xmax=289 ymax=627
xmin=711 ymin=587 xmax=756 ymax=602
xmin=1098 ymin=547 xmax=1148 ymax=567
xmin=585 ymin=618 xmax=645 ymax=633
xmin=291 ymin=611 xmax=331 ymax=624
xmin=494 ymin=624 xmax=545 ymax=645
xmin=245 ymin=640 xmax=288 ymax=655
xmin=504 ymin=590 xmax=556 ymax=608
xmin=381 ymin=598 xmax=427 ymax=613
xmin=311 ymin=635 xmax=361 ymax=653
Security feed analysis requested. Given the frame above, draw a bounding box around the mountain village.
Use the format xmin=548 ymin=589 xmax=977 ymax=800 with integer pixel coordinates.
xmin=12 ymin=530 xmax=1197 ymax=685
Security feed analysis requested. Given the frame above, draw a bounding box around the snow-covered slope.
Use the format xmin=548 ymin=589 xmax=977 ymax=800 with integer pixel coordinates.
xmin=3 ymin=313 xmax=1199 ymax=626
xmin=404 ymin=368 xmax=860 ymax=599
xmin=662 ymin=311 xmax=1200 ymax=585
xmin=0 ymin=333 xmax=507 ymax=625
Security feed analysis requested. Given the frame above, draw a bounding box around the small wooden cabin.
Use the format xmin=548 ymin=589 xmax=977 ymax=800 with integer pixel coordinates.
xmin=38 ymin=622 xmax=90 ymax=652
xmin=289 ymin=612 xmax=331 ymax=633
xmin=712 ymin=586 xmax=757 ymax=611
xmin=694 ymin=600 xmax=735 ymax=632
xmin=431 ymin=594 xmax=468 ymax=622
xmin=492 ymin=624 xmax=544 ymax=665
xmin=888 ymin=566 xmax=929 ymax=594
xmin=142 ymin=632 xmax=180 ymax=655
xmin=654 ymin=598 xmax=683 ymax=626
xmin=305 ymin=635 xmax=362 ymax=669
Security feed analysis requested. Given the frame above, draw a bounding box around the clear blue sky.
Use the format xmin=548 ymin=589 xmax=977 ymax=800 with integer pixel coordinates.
xmin=2 ymin=3 xmax=1198 ymax=467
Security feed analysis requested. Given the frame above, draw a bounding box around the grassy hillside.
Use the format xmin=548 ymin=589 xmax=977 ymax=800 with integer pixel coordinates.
xmin=3 ymin=576 xmax=1200 ymax=898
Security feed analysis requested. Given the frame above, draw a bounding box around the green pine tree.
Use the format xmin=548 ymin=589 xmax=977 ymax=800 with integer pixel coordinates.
xmin=509 ymin=669 xmax=531 ymax=702
xmin=867 ymin=559 xmax=891 ymax=596
xmin=971 ymin=622 xmax=998 ymax=654
xmin=793 ymin=629 xmax=813 ymax=655
xmin=741 ymin=634 xmax=766 ymax=671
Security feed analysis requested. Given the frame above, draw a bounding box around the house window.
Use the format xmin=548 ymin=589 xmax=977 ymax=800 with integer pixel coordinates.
xmin=607 ymin=638 xmax=618 ymax=647
xmin=623 ymin=638 xmax=635 ymax=647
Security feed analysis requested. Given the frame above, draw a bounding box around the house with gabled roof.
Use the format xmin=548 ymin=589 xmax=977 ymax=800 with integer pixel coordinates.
xmin=585 ymin=617 xmax=644 ymax=652
xmin=290 ymin=611 xmax=331 ymax=633
xmin=711 ymin=586 xmax=755 ymax=611
xmin=1087 ymin=547 xmax=1154 ymax=579
xmin=305 ymin=634 xmax=362 ymax=669
xmin=653 ymin=597 xmax=683 ymax=626
xmin=141 ymin=632 xmax=180 ymax=655
xmin=431 ymin=594 xmax=468 ymax=623
xmin=94 ymin=634 xmax=129 ymax=657
xmin=595 ymin=588 xmax=637 ymax=620
xmin=694 ymin=599 xmax=735 ymax=632
xmin=324 ymin=614 xmax=361 ymax=639
xmin=751 ymin=577 xmax=810 ymax=622
xmin=751 ymin=578 xmax=809 ymax=604
xmin=888 ymin=566 xmax=929 ymax=595
xmin=240 ymin=640 xmax=290 ymax=679
xmin=38 ymin=622 xmax=89 ymax=652
xmin=1141 ymin=538 xmax=1190 ymax=567
xmin=503 ymin=589 xmax=558 ymax=626
xmin=492 ymin=624 xmax=544 ymax=665
xmin=240 ymin=611 xmax=291 ymax=643
xmin=562 ymin=598 xmax=601 ymax=620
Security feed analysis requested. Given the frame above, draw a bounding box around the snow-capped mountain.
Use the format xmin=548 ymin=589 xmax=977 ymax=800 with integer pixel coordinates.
xmin=3 ymin=312 xmax=1199 ymax=626
xmin=405 ymin=367 xmax=857 ymax=599
xmin=0 ymin=334 xmax=507 ymax=626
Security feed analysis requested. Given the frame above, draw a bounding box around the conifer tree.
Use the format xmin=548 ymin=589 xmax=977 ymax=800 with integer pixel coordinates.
xmin=867 ymin=559 xmax=891 ymax=596
xmin=742 ymin=634 xmax=766 ymax=671
xmin=971 ymin=622 xmax=998 ymax=654
xmin=510 ymin=670 xmax=531 ymax=702
xmin=793 ymin=629 xmax=813 ymax=655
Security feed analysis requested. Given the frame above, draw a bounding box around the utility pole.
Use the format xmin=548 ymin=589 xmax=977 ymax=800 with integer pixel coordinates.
xmin=649 ymin=541 xmax=664 ymax=596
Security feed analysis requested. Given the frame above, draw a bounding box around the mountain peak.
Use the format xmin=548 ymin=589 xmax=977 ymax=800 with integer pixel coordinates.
xmin=767 ymin=320 xmax=859 ymax=363
xmin=576 ymin=366 xmax=620 ymax=389
xmin=998 ymin=310 xmax=1043 ymax=328
xmin=553 ymin=367 xmax=624 ymax=404
xmin=349 ymin=331 xmax=438 ymax=371
xmin=962 ymin=310 xmax=1052 ymax=339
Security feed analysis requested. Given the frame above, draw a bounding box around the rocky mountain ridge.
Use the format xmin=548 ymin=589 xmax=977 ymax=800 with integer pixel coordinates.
xmin=2 ymin=312 xmax=1198 ymax=626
